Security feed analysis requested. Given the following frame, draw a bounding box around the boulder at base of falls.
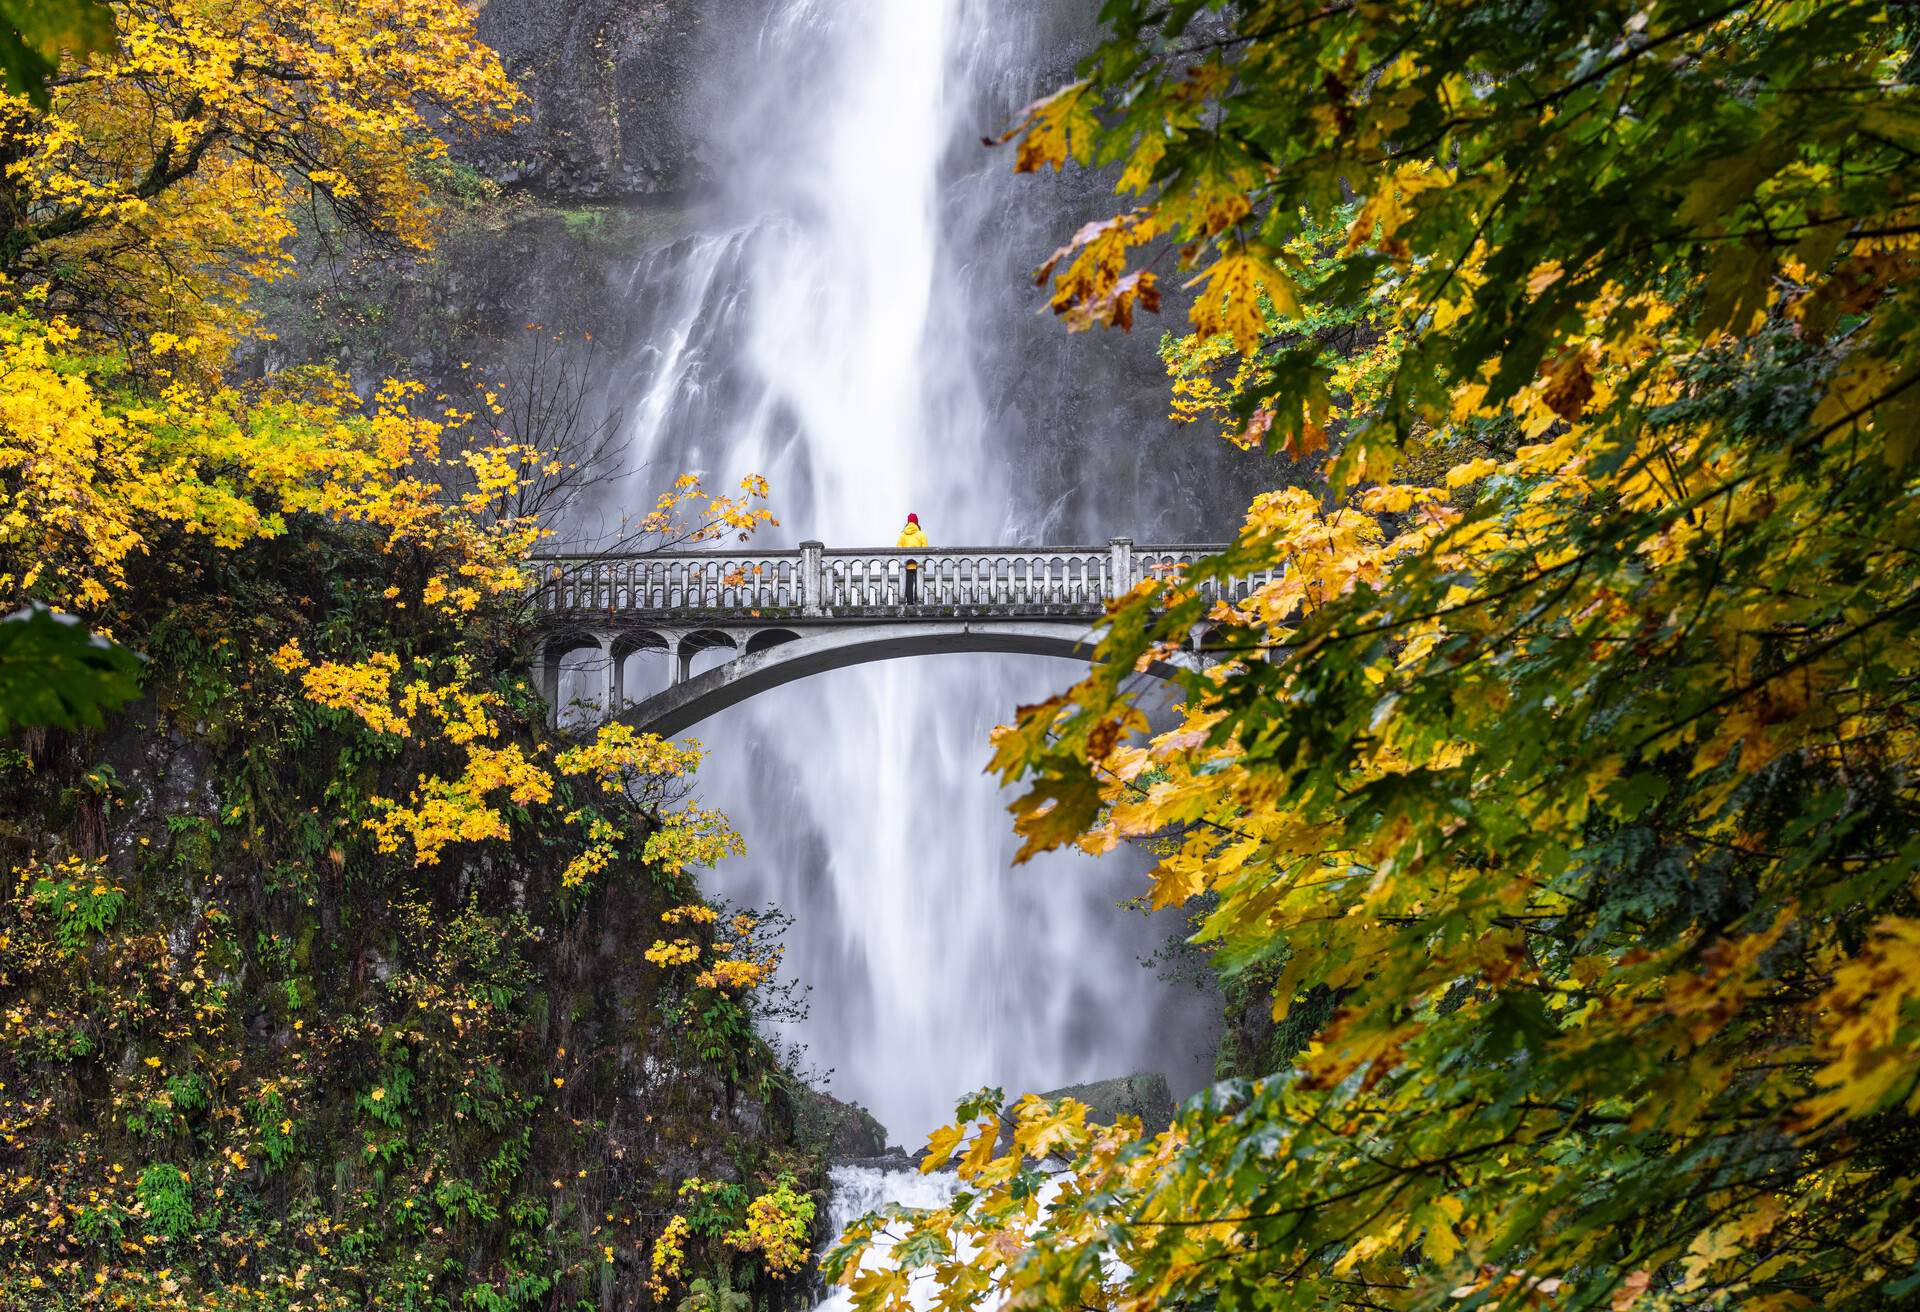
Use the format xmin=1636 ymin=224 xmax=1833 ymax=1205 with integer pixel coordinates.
xmin=1040 ymin=1073 xmax=1178 ymax=1136
xmin=792 ymin=1084 xmax=890 ymax=1162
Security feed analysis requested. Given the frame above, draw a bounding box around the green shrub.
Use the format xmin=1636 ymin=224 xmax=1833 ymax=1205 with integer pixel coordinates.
xmin=136 ymin=1164 xmax=193 ymax=1241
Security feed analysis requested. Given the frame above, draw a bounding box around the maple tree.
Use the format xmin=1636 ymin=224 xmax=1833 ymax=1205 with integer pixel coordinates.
xmin=830 ymin=3 xmax=1920 ymax=1310
xmin=0 ymin=5 xmax=804 ymax=1309
xmin=0 ymin=0 xmax=520 ymax=368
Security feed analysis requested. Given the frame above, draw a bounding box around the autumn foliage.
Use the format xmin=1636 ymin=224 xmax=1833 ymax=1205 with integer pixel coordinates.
xmin=0 ymin=0 xmax=520 ymax=368
xmin=831 ymin=4 xmax=1920 ymax=1311
xmin=0 ymin=5 xmax=804 ymax=1311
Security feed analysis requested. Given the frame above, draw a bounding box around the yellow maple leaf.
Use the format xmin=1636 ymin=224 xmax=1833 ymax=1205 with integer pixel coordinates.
xmin=1005 ymin=80 xmax=1098 ymax=173
xmin=1186 ymin=251 xmax=1299 ymax=354
xmin=919 ymin=1122 xmax=967 ymax=1173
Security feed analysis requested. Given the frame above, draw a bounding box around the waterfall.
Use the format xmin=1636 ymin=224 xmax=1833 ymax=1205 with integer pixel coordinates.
xmin=598 ymin=0 xmax=1218 ymax=1146
xmin=808 ymin=1165 xmax=964 ymax=1312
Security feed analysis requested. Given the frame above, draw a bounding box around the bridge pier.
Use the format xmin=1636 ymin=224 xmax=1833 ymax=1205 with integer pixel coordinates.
xmin=537 ymin=641 xmax=566 ymax=727
xmin=534 ymin=628 xmax=629 ymax=727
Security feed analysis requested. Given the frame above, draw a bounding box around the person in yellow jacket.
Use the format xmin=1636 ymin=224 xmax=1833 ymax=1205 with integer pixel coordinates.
xmin=896 ymin=512 xmax=928 ymax=603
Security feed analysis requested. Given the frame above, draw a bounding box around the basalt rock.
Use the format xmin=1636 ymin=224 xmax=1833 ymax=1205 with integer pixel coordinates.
xmin=459 ymin=0 xmax=776 ymax=201
xmin=791 ymin=1083 xmax=889 ymax=1163
xmin=1040 ymin=1072 xmax=1178 ymax=1136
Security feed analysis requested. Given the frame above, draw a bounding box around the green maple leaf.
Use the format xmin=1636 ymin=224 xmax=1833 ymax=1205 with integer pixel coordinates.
xmin=0 ymin=0 xmax=116 ymax=108
xmin=0 ymin=602 xmax=143 ymax=733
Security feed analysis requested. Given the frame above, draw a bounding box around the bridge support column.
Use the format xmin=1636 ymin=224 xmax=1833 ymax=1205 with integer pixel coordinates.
xmin=666 ymin=632 xmax=687 ymax=687
xmin=1107 ymin=537 xmax=1134 ymax=600
xmin=605 ymin=633 xmax=626 ymax=713
xmin=587 ymin=632 xmax=613 ymax=715
xmin=538 ymin=641 xmax=562 ymax=729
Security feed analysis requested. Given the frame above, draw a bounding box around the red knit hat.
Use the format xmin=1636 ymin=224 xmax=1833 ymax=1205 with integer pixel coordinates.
xmin=907 ymin=513 xmax=919 ymax=524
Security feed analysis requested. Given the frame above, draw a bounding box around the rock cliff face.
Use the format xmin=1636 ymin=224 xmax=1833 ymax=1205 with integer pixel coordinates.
xmin=1041 ymin=1073 xmax=1178 ymax=1135
xmin=250 ymin=0 xmax=1293 ymax=545
xmin=461 ymin=0 xmax=774 ymax=201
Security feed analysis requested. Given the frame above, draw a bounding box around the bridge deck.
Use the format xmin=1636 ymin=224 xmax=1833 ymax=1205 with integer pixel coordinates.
xmin=527 ymin=540 xmax=1264 ymax=731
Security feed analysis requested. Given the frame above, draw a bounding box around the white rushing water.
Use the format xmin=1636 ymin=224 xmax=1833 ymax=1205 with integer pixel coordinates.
xmin=597 ymin=0 xmax=1216 ymax=1154
xmin=808 ymin=1165 xmax=964 ymax=1312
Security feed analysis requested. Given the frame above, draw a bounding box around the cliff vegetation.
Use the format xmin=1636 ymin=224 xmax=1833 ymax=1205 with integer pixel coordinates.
xmin=0 ymin=4 xmax=820 ymax=1311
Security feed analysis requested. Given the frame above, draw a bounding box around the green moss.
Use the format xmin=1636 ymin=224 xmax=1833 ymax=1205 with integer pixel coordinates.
xmin=557 ymin=205 xmax=608 ymax=237
xmin=416 ymin=156 xmax=503 ymax=209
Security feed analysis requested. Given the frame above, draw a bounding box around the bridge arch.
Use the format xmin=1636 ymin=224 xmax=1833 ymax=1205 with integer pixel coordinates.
xmin=679 ymin=629 xmax=739 ymax=682
xmin=612 ymin=620 xmax=1191 ymax=738
xmin=537 ymin=627 xmax=618 ymax=720
xmin=743 ymin=628 xmax=801 ymax=656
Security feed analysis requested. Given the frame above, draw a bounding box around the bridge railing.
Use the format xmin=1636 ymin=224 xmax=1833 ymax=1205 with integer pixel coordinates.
xmin=530 ymin=540 xmax=1274 ymax=617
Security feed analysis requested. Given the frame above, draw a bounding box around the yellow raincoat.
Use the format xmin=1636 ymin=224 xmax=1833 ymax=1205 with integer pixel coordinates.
xmin=896 ymin=521 xmax=928 ymax=549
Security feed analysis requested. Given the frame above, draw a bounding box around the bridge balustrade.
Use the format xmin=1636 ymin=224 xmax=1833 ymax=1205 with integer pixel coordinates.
xmin=526 ymin=540 xmax=1282 ymax=731
xmin=530 ymin=540 xmax=1273 ymax=618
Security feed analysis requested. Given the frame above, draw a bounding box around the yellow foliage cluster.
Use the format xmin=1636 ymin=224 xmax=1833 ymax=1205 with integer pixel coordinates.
xmin=1033 ymin=211 xmax=1162 ymax=333
xmin=696 ymin=957 xmax=777 ymax=992
xmin=553 ymin=722 xmax=702 ymax=794
xmin=365 ymin=743 xmax=554 ymax=867
xmin=0 ymin=0 xmax=519 ymax=364
xmin=643 ymin=938 xmax=700 ymax=968
xmin=1801 ymin=917 xmax=1920 ymax=1124
xmin=645 ymin=1214 xmax=689 ymax=1303
xmin=723 ymin=1174 xmax=814 ymax=1278
xmin=266 ymin=647 xmax=738 ymax=887
xmin=641 ymin=805 xmax=746 ymax=878
xmin=297 ymin=652 xmax=409 ymax=738
xmin=636 ymin=472 xmax=780 ymax=545
xmin=650 ymin=1175 xmax=814 ymax=1303
xmin=0 ymin=315 xmax=540 ymax=625
xmin=642 ymin=903 xmax=777 ymax=993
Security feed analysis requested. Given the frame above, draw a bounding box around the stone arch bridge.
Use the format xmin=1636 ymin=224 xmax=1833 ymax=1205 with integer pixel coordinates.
xmin=531 ymin=540 xmax=1267 ymax=736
